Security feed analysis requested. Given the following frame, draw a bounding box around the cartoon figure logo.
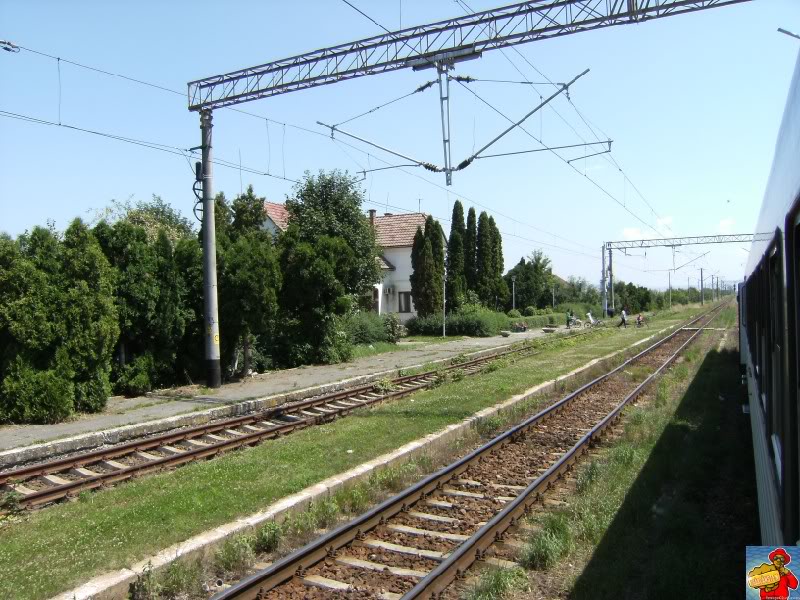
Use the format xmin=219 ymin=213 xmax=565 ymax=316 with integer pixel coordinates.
xmin=748 ymin=548 xmax=799 ymax=599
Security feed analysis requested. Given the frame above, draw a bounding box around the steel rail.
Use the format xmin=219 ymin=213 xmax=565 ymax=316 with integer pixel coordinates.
xmin=403 ymin=304 xmax=724 ymax=598
xmin=1 ymin=329 xmax=594 ymax=508
xmin=211 ymin=305 xmax=724 ymax=600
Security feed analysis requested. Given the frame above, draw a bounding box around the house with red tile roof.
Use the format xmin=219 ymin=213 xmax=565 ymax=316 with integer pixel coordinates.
xmin=260 ymin=202 xmax=426 ymax=320
xmin=263 ymin=202 xmax=289 ymax=236
xmin=368 ymin=209 xmax=427 ymax=320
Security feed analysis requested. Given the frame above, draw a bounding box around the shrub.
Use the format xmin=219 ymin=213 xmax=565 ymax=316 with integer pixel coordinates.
xmin=382 ymin=313 xmax=405 ymax=343
xmin=74 ymin=369 xmax=113 ymax=412
xmin=507 ymin=309 xmax=522 ymax=318
xmin=116 ymin=353 xmax=155 ymax=397
xmin=0 ymin=357 xmax=74 ymax=424
xmin=254 ymin=521 xmax=283 ymax=554
xmin=344 ymin=311 xmax=386 ymax=345
xmin=160 ymin=559 xmax=206 ymax=599
xmin=524 ymin=306 xmax=536 ymax=316
xmin=215 ymin=535 xmax=256 ymax=577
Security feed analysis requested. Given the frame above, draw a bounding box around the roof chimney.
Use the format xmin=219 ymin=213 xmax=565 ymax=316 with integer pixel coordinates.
xmin=368 ymin=209 xmax=376 ymax=227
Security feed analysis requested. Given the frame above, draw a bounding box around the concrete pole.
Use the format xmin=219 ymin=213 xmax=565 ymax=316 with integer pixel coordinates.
xmin=668 ymin=271 xmax=672 ymax=308
xmin=700 ymin=268 xmax=704 ymax=305
xmin=552 ymin=285 xmax=555 ymax=308
xmin=200 ymin=110 xmax=222 ymax=388
xmin=442 ymin=259 xmax=447 ymax=338
xmin=601 ymin=244 xmax=607 ymax=317
xmin=609 ymin=248 xmax=614 ymax=314
xmin=442 ymin=229 xmax=447 ymax=338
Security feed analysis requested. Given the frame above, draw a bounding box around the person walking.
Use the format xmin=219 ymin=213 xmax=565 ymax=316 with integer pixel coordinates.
xmin=617 ymin=307 xmax=628 ymax=328
xmin=566 ymin=310 xmax=571 ymax=329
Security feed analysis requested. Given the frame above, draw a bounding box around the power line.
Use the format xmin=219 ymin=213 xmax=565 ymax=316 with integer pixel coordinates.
xmin=339 ymin=1 xmax=665 ymax=248
xmin=333 ymin=80 xmax=436 ymax=127
xmin=10 ymin=38 xmax=650 ymax=274
xmin=453 ymin=0 xmax=673 ymax=238
xmin=454 ymin=80 xmax=663 ymax=237
xmin=0 ymin=109 xmax=299 ymax=184
xmin=11 ymin=38 xmax=601 ymax=256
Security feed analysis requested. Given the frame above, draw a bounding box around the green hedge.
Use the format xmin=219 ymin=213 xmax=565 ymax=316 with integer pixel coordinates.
xmin=406 ymin=308 xmax=558 ymax=337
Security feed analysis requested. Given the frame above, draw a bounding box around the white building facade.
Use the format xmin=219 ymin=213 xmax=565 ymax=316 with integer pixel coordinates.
xmin=370 ymin=210 xmax=426 ymax=322
xmin=262 ymin=201 xmax=425 ymax=322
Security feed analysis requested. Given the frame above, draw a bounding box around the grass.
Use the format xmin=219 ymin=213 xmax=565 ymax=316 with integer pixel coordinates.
xmin=128 ymin=458 xmax=437 ymax=596
xmin=0 ymin=305 xmax=703 ymax=600
xmin=351 ymin=341 xmax=419 ymax=359
xmin=521 ymin=513 xmax=574 ymax=570
xmin=520 ymin=324 xmax=758 ymax=599
xmin=464 ymin=566 xmax=529 ymax=600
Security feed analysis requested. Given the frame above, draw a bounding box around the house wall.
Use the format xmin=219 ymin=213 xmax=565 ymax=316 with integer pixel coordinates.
xmin=262 ymin=217 xmax=281 ymax=238
xmin=377 ymin=246 xmax=416 ymax=322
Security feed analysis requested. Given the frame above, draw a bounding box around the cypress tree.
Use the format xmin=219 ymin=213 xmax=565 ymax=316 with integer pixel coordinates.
xmin=424 ymin=217 xmax=445 ymax=317
xmin=489 ymin=217 xmax=509 ymax=305
xmin=409 ymin=226 xmax=425 ymax=314
xmin=451 ymin=200 xmax=466 ymax=240
xmin=419 ymin=238 xmax=438 ymax=317
xmin=446 ymin=231 xmax=466 ymax=313
xmin=464 ymin=207 xmax=478 ymax=292
xmin=447 ymin=200 xmax=467 ymax=313
xmin=476 ymin=211 xmax=494 ymax=305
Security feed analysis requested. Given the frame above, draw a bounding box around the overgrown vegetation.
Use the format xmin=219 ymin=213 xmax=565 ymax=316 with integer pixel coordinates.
xmin=0 ymin=172 xmax=404 ymax=423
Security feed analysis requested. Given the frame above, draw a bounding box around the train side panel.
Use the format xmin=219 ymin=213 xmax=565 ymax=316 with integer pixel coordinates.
xmin=742 ymin=49 xmax=800 ymax=545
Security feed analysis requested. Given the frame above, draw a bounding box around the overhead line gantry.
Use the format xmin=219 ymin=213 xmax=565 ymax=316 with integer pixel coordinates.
xmin=601 ymin=233 xmax=769 ymax=315
xmin=188 ymin=0 xmax=750 ymax=387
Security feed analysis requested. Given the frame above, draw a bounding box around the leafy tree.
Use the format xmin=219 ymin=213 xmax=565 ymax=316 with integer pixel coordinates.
xmin=464 ymin=207 xmax=478 ymax=292
xmin=503 ymin=250 xmax=555 ymax=310
xmin=286 ymin=171 xmax=380 ymax=297
xmin=93 ymin=220 xmax=159 ymax=372
xmin=276 ymin=228 xmax=354 ymax=366
xmin=220 ymin=230 xmax=280 ymax=375
xmin=94 ymin=217 xmax=191 ymax=393
xmin=0 ymin=230 xmax=74 ymax=423
xmin=173 ymin=237 xmax=205 ymax=382
xmin=231 ymin=185 xmax=268 ymax=235
xmin=93 ymin=195 xmax=193 ymax=243
xmin=59 ymin=219 xmax=119 ymax=412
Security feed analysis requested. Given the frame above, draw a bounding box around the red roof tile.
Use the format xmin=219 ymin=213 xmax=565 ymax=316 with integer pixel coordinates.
xmin=373 ymin=213 xmax=427 ymax=248
xmin=264 ymin=201 xmax=290 ymax=230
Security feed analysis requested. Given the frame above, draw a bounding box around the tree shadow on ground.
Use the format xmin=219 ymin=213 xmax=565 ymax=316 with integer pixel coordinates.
xmin=569 ymin=348 xmax=759 ymax=600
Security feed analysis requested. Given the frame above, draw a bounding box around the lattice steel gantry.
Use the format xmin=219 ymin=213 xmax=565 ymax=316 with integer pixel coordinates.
xmin=187 ymin=0 xmax=751 ymax=386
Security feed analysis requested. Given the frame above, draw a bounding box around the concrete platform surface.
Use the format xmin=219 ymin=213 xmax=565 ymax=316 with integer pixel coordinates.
xmin=0 ymin=327 xmax=563 ymax=452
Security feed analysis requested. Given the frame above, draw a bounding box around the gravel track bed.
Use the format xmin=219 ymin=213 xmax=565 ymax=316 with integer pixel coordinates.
xmin=261 ymin=326 xmax=702 ymax=599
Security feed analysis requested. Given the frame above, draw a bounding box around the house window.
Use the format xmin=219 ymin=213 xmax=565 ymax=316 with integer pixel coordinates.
xmin=399 ymin=292 xmax=412 ymax=313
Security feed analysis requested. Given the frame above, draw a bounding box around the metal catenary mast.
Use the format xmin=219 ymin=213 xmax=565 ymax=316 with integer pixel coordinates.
xmin=188 ymin=0 xmax=750 ymax=386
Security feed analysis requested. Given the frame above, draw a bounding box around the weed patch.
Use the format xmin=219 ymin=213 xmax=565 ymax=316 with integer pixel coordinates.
xmin=464 ymin=566 xmax=529 ymax=599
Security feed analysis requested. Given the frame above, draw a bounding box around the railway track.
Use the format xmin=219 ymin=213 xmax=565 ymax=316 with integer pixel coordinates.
xmin=211 ymin=305 xmax=725 ymax=600
xmin=0 ymin=328 xmax=596 ymax=510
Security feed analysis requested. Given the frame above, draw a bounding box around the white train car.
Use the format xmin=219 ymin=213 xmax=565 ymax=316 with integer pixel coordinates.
xmin=741 ymin=49 xmax=800 ymax=545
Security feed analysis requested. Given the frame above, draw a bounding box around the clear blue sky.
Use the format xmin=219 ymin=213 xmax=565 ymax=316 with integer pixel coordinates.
xmin=2 ymin=0 xmax=799 ymax=290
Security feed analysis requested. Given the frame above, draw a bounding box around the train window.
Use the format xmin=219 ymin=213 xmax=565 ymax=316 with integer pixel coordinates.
xmin=769 ymin=246 xmax=784 ymax=481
